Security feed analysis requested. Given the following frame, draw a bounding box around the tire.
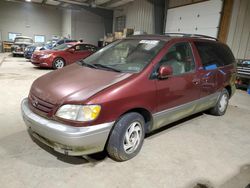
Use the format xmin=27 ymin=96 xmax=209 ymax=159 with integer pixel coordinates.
xmin=52 ymin=57 xmax=65 ymax=69
xmin=13 ymin=54 xmax=16 ymax=57
xmin=209 ymin=89 xmax=229 ymax=116
xmin=106 ymin=112 xmax=145 ymax=162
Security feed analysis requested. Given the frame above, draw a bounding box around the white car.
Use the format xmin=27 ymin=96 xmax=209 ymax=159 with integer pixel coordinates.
xmin=11 ymin=36 xmax=34 ymax=57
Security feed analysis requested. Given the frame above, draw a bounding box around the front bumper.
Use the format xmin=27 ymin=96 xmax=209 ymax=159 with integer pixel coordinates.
xmin=237 ymin=73 xmax=250 ymax=80
xmin=31 ymin=57 xmax=51 ymax=67
xmin=13 ymin=51 xmax=24 ymax=55
xmin=24 ymin=52 xmax=32 ymax=59
xmin=21 ymin=98 xmax=114 ymax=156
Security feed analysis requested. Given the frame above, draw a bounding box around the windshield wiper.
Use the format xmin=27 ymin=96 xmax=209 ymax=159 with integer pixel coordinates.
xmin=93 ymin=63 xmax=121 ymax=72
xmin=79 ymin=61 xmax=98 ymax=69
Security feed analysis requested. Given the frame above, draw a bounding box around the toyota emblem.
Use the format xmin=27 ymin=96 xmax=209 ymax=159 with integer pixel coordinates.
xmin=32 ymin=100 xmax=38 ymax=107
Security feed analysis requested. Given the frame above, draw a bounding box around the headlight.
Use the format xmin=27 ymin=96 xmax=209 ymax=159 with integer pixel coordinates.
xmin=56 ymin=105 xmax=101 ymax=122
xmin=41 ymin=54 xmax=52 ymax=58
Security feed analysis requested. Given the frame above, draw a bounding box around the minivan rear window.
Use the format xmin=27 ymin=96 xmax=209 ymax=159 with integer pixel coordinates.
xmin=194 ymin=41 xmax=235 ymax=67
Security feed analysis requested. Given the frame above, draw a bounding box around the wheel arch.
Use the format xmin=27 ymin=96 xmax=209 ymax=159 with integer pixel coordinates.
xmin=119 ymin=108 xmax=154 ymax=133
xmin=53 ymin=56 xmax=66 ymax=64
xmin=225 ymin=85 xmax=232 ymax=98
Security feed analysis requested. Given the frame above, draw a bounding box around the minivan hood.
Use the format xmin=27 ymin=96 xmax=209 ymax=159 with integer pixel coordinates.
xmin=31 ymin=64 xmax=132 ymax=104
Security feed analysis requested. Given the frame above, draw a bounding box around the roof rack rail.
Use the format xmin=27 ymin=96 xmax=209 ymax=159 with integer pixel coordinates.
xmin=164 ymin=33 xmax=218 ymax=41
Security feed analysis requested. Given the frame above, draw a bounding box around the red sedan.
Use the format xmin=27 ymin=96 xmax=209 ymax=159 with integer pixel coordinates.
xmin=31 ymin=42 xmax=97 ymax=69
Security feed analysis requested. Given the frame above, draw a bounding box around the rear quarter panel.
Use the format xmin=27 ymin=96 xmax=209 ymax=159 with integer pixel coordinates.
xmin=191 ymin=39 xmax=236 ymax=96
xmin=218 ymin=64 xmax=237 ymax=96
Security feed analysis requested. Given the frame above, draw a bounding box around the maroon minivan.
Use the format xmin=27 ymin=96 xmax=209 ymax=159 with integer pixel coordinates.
xmin=21 ymin=34 xmax=236 ymax=161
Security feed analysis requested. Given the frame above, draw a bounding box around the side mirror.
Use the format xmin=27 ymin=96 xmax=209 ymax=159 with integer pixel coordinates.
xmin=68 ymin=48 xmax=75 ymax=53
xmin=158 ymin=65 xmax=173 ymax=79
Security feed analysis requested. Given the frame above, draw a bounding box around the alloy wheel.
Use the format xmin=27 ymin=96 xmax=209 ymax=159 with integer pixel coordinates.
xmin=55 ymin=59 xmax=64 ymax=69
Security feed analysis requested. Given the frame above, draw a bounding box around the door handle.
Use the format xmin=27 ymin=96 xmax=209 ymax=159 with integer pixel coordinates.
xmin=192 ymin=78 xmax=200 ymax=85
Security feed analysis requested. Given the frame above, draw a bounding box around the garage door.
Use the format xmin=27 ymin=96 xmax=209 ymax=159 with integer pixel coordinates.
xmin=165 ymin=0 xmax=223 ymax=37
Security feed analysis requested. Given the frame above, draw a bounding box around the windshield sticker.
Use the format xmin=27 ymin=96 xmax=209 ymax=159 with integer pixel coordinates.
xmin=139 ymin=40 xmax=159 ymax=45
xmin=139 ymin=40 xmax=160 ymax=51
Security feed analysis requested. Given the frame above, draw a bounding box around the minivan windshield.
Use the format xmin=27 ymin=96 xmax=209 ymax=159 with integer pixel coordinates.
xmin=81 ymin=39 xmax=165 ymax=73
xmin=53 ymin=43 xmax=73 ymax=51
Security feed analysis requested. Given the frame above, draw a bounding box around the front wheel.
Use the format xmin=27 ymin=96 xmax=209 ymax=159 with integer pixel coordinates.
xmin=209 ymin=89 xmax=229 ymax=116
xmin=106 ymin=112 xmax=145 ymax=162
xmin=52 ymin=57 xmax=65 ymax=69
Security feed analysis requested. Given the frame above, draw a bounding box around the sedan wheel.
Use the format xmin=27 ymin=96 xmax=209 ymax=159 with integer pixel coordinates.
xmin=53 ymin=58 xmax=65 ymax=69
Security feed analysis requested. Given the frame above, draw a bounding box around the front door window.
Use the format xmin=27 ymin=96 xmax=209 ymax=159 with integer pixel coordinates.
xmin=158 ymin=42 xmax=195 ymax=75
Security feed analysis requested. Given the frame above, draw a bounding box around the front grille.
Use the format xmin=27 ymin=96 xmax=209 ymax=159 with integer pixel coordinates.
xmin=29 ymin=47 xmax=35 ymax=52
xmin=29 ymin=94 xmax=55 ymax=116
xmin=20 ymin=45 xmax=27 ymax=52
xmin=237 ymin=66 xmax=250 ymax=76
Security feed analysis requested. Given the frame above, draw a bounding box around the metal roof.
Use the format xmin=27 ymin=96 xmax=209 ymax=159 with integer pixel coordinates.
xmin=5 ymin=0 xmax=134 ymax=9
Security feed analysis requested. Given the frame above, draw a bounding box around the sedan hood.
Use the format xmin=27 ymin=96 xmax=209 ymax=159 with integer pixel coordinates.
xmin=31 ymin=64 xmax=132 ymax=104
xmin=14 ymin=42 xmax=33 ymax=45
xmin=35 ymin=50 xmax=55 ymax=55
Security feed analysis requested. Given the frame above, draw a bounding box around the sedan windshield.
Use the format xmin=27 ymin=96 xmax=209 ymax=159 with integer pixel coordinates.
xmin=53 ymin=43 xmax=73 ymax=51
xmin=81 ymin=39 xmax=165 ymax=73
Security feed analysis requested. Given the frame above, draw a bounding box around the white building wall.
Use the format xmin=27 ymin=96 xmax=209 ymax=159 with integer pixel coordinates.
xmin=113 ymin=0 xmax=154 ymax=34
xmin=227 ymin=0 xmax=250 ymax=59
xmin=71 ymin=9 xmax=105 ymax=45
xmin=62 ymin=9 xmax=72 ymax=39
xmin=0 ymin=1 xmax=62 ymax=42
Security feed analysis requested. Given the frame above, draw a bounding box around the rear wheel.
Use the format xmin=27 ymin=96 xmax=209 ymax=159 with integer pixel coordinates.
xmin=52 ymin=57 xmax=65 ymax=69
xmin=106 ymin=112 xmax=145 ymax=162
xmin=209 ymin=89 xmax=229 ymax=116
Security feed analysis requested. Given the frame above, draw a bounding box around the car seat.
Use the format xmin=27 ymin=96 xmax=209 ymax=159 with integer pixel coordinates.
xmin=162 ymin=51 xmax=185 ymax=75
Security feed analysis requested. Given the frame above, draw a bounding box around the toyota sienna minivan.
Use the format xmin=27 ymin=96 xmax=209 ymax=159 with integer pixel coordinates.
xmin=21 ymin=34 xmax=236 ymax=161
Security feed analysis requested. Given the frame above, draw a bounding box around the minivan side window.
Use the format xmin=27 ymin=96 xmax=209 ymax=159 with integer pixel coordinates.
xmin=159 ymin=42 xmax=195 ymax=76
xmin=194 ymin=41 xmax=235 ymax=68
